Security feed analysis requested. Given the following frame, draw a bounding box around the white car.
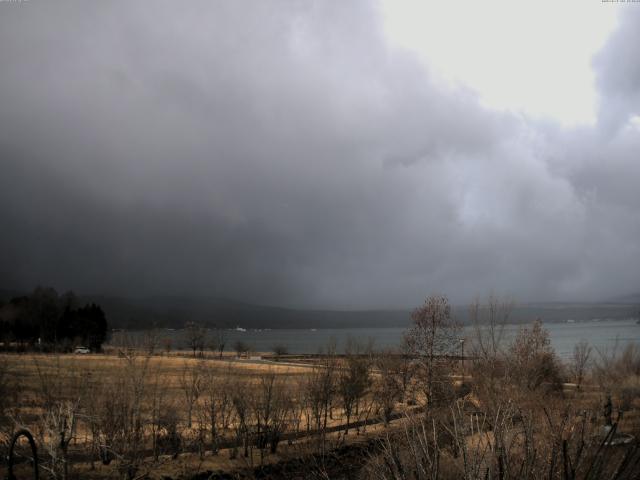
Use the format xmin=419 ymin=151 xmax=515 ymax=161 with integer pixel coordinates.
xmin=74 ymin=347 xmax=90 ymax=354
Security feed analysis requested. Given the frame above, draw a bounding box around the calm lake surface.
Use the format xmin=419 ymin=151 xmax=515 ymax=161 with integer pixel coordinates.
xmin=120 ymin=318 xmax=640 ymax=358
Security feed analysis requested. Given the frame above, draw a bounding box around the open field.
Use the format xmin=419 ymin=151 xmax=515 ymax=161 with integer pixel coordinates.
xmin=2 ymin=314 xmax=640 ymax=479
xmin=1 ymin=350 xmax=417 ymax=479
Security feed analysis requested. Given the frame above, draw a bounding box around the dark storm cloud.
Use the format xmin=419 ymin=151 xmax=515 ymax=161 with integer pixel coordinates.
xmin=0 ymin=1 xmax=639 ymax=308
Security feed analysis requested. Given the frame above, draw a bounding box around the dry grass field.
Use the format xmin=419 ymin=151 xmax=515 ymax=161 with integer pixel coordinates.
xmin=2 ymin=307 xmax=640 ymax=479
xmin=1 ymin=350 xmax=414 ymax=479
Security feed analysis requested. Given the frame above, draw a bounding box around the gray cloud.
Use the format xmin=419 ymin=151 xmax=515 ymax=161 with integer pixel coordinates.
xmin=594 ymin=8 xmax=640 ymax=133
xmin=1 ymin=1 xmax=639 ymax=309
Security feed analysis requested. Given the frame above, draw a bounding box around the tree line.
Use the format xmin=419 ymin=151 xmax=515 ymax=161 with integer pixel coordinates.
xmin=0 ymin=286 xmax=108 ymax=351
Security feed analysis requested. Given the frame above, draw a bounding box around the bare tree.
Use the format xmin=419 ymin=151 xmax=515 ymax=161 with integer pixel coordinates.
xmin=233 ymin=340 xmax=250 ymax=358
xmin=365 ymin=396 xmax=640 ymax=480
xmin=271 ymin=344 xmax=289 ymax=360
xmin=508 ymin=320 xmax=563 ymax=393
xmin=229 ymin=379 xmax=251 ymax=459
xmin=148 ymin=363 xmax=170 ymax=461
xmin=394 ymin=341 xmax=416 ymax=404
xmin=179 ymin=360 xmax=203 ymax=428
xmin=288 ymin=378 xmax=306 ymax=439
xmin=32 ymin=356 xmax=89 ymax=480
xmin=184 ymin=322 xmax=207 ymax=358
xmin=469 ymin=294 xmax=513 ymax=359
xmin=156 ymin=406 xmax=182 ymax=460
xmin=469 ymin=296 xmax=513 ymax=408
xmin=0 ymin=358 xmax=21 ymax=460
xmin=209 ymin=327 xmax=226 ymax=359
xmin=570 ymin=340 xmax=592 ymax=389
xmin=82 ymin=352 xmax=153 ymax=479
xmin=374 ymin=349 xmax=403 ymax=425
xmin=593 ymin=342 xmax=640 ymax=411
xmin=338 ymin=339 xmax=370 ymax=435
xmin=39 ymin=401 xmax=80 ymax=480
xmin=200 ymin=362 xmax=233 ymax=455
xmin=405 ymin=295 xmax=460 ymax=407
xmin=305 ymin=344 xmax=337 ymax=452
xmin=251 ymin=371 xmax=291 ymax=460
xmin=143 ymin=327 xmax=161 ymax=356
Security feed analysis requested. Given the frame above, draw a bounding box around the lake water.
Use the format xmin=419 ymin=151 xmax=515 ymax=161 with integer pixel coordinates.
xmin=118 ymin=318 xmax=639 ymax=358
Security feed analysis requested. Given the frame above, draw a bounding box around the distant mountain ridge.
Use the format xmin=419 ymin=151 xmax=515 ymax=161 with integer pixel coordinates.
xmin=1 ymin=289 xmax=638 ymax=330
xmin=77 ymin=295 xmax=414 ymax=330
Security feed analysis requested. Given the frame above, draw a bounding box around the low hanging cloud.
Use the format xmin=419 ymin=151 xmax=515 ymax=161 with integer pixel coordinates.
xmin=0 ymin=1 xmax=639 ymax=309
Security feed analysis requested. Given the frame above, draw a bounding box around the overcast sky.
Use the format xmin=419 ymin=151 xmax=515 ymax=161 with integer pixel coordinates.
xmin=1 ymin=1 xmax=639 ymax=309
